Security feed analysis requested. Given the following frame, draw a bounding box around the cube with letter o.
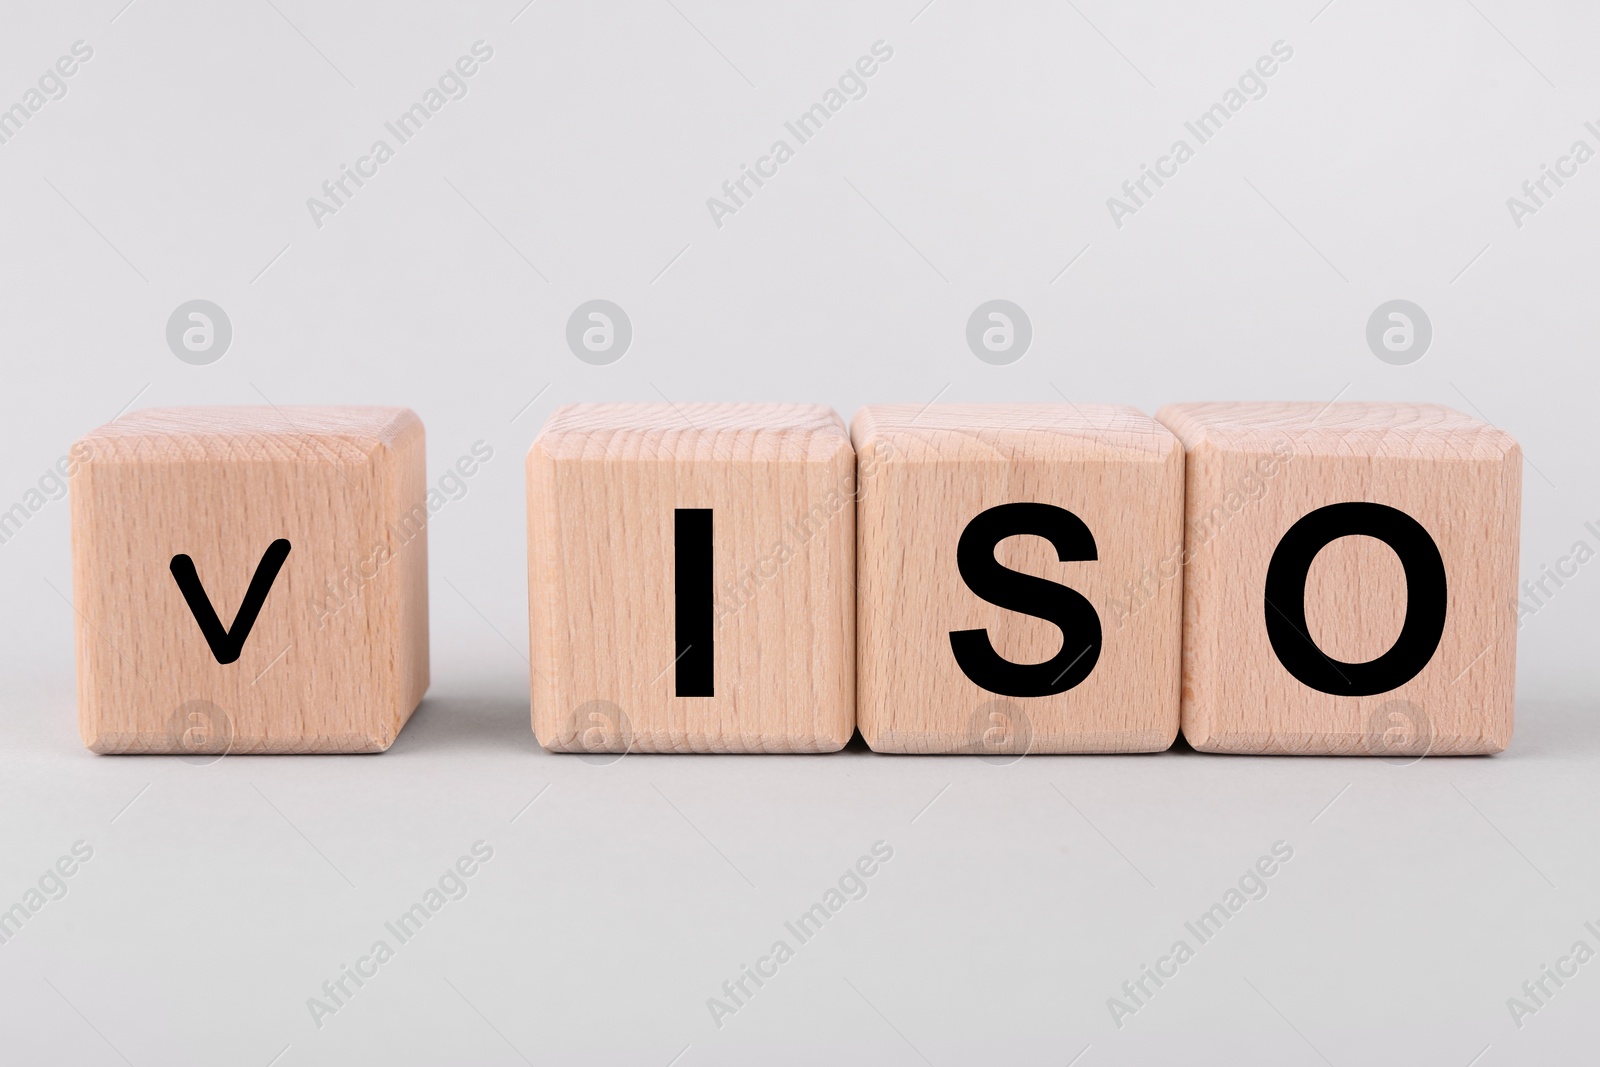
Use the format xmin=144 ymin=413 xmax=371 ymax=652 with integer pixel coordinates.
xmin=1158 ymin=402 xmax=1520 ymax=755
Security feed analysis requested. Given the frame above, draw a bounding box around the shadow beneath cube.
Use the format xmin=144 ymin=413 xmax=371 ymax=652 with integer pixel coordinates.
xmin=1499 ymin=694 xmax=1600 ymax=762
xmin=388 ymin=686 xmax=541 ymax=756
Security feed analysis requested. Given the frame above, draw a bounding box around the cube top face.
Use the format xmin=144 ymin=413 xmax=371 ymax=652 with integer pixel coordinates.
xmin=72 ymin=406 xmax=429 ymax=755
xmin=1158 ymin=402 xmax=1521 ymax=756
xmin=852 ymin=404 xmax=1184 ymax=754
xmin=528 ymin=403 xmax=854 ymax=754
xmin=852 ymin=403 xmax=1178 ymax=464
xmin=534 ymin=403 xmax=850 ymax=464
xmin=1158 ymin=402 xmax=1519 ymax=462
xmin=80 ymin=406 xmax=420 ymax=463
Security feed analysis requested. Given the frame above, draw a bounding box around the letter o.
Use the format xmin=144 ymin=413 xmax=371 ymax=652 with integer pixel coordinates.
xmin=1263 ymin=502 xmax=1446 ymax=696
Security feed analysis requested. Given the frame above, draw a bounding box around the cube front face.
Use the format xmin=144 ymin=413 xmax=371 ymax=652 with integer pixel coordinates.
xmin=1160 ymin=402 xmax=1521 ymax=756
xmin=854 ymin=405 xmax=1184 ymax=754
xmin=72 ymin=407 xmax=429 ymax=754
xmin=528 ymin=403 xmax=855 ymax=754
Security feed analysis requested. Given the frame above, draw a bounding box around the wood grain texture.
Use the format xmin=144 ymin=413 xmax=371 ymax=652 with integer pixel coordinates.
xmin=528 ymin=403 xmax=855 ymax=753
xmin=1157 ymin=402 xmax=1521 ymax=756
xmin=71 ymin=406 xmax=429 ymax=754
xmin=853 ymin=404 xmax=1183 ymax=754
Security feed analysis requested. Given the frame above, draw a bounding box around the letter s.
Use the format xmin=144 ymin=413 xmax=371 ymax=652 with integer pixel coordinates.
xmin=949 ymin=503 xmax=1102 ymax=697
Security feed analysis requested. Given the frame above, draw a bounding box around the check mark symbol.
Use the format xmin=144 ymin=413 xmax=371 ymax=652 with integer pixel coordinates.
xmin=170 ymin=539 xmax=292 ymax=664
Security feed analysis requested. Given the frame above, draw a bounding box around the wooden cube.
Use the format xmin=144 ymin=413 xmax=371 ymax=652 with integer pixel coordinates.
xmin=72 ymin=407 xmax=429 ymax=754
xmin=527 ymin=403 xmax=854 ymax=753
xmin=1157 ymin=402 xmax=1521 ymax=755
xmin=852 ymin=404 xmax=1184 ymax=754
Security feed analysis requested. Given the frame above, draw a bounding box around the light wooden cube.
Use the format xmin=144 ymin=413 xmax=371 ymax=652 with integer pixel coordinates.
xmin=527 ymin=403 xmax=855 ymax=753
xmin=853 ymin=404 xmax=1184 ymax=754
xmin=1157 ymin=402 xmax=1521 ymax=755
xmin=72 ymin=407 xmax=429 ymax=754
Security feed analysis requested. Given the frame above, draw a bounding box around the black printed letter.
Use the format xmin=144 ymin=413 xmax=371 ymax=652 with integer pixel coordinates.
xmin=949 ymin=503 xmax=1102 ymax=697
xmin=170 ymin=539 xmax=292 ymax=665
xmin=1263 ymin=502 xmax=1447 ymax=696
xmin=675 ymin=509 xmax=713 ymax=697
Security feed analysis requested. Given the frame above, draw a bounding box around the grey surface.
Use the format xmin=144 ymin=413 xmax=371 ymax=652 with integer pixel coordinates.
xmin=1 ymin=1 xmax=1598 ymax=1063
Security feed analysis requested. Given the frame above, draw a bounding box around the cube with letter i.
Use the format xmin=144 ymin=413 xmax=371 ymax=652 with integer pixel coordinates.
xmin=852 ymin=404 xmax=1185 ymax=754
xmin=71 ymin=407 xmax=430 ymax=754
xmin=1157 ymin=402 xmax=1521 ymax=755
xmin=527 ymin=403 xmax=855 ymax=753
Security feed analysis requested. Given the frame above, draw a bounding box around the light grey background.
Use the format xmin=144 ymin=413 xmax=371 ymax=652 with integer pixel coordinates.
xmin=1 ymin=1 xmax=1597 ymax=1063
